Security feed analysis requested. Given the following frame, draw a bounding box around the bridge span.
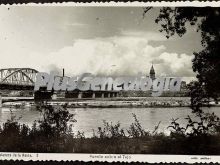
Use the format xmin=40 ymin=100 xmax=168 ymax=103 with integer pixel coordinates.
xmin=0 ymin=68 xmax=38 ymax=90
xmin=0 ymin=68 xmax=119 ymax=106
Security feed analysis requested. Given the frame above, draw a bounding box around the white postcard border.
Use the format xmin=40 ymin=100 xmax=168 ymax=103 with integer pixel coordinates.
xmin=0 ymin=152 xmax=218 ymax=163
xmin=0 ymin=1 xmax=219 ymax=7
xmin=0 ymin=1 xmax=220 ymax=163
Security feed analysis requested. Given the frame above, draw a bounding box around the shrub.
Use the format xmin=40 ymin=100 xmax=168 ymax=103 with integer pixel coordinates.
xmin=0 ymin=104 xmax=76 ymax=152
xmin=127 ymin=113 xmax=150 ymax=138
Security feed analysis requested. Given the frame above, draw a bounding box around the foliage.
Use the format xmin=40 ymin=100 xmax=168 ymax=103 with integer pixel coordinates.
xmin=149 ymin=7 xmax=220 ymax=138
xmin=92 ymin=113 xmax=151 ymax=139
xmin=168 ymin=113 xmax=220 ymax=137
xmin=127 ymin=113 xmax=150 ymax=138
xmin=0 ymin=104 xmax=76 ymax=152
xmin=154 ymin=7 xmax=220 ymax=110
xmin=37 ymin=104 xmax=76 ymax=135
xmin=1 ymin=108 xmax=220 ymax=154
xmin=95 ymin=121 xmax=125 ymax=139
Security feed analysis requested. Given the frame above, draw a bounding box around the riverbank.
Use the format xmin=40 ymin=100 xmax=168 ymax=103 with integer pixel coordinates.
xmin=2 ymin=97 xmax=192 ymax=108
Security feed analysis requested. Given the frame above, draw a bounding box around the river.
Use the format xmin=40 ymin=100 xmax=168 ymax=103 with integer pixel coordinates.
xmin=0 ymin=106 xmax=220 ymax=137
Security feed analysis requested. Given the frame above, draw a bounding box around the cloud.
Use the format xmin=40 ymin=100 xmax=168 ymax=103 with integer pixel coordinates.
xmin=121 ymin=30 xmax=167 ymax=41
xmin=43 ymin=35 xmax=163 ymax=76
xmin=156 ymin=52 xmax=195 ymax=77
xmin=47 ymin=64 xmax=63 ymax=75
xmin=0 ymin=28 xmax=195 ymax=78
xmin=40 ymin=33 xmax=195 ymax=78
xmin=66 ymin=23 xmax=88 ymax=27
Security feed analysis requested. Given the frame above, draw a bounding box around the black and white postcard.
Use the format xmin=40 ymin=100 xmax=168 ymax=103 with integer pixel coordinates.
xmin=0 ymin=2 xmax=219 ymax=163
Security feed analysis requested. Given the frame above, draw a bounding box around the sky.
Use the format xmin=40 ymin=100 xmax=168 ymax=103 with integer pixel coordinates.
xmin=0 ymin=6 xmax=203 ymax=82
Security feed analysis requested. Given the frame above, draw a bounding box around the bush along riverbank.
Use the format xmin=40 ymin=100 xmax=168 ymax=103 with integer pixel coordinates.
xmin=1 ymin=104 xmax=220 ymax=154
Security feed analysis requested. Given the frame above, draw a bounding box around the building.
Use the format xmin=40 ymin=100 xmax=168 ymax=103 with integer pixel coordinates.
xmin=146 ymin=65 xmax=188 ymax=96
xmin=149 ymin=64 xmax=156 ymax=80
xmin=145 ymin=64 xmax=155 ymax=80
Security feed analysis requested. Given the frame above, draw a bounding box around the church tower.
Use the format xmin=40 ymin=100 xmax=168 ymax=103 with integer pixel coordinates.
xmin=150 ymin=64 xmax=156 ymax=80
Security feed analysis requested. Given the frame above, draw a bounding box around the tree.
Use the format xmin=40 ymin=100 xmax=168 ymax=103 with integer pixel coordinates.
xmin=143 ymin=7 xmax=220 ymax=135
xmin=148 ymin=7 xmax=220 ymax=113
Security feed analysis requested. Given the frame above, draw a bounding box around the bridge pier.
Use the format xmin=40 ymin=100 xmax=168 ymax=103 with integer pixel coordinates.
xmin=115 ymin=93 xmax=118 ymax=97
xmin=78 ymin=92 xmax=82 ymax=99
xmin=52 ymin=94 xmax=57 ymax=100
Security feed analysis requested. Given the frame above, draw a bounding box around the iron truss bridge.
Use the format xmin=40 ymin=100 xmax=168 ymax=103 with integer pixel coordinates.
xmin=0 ymin=68 xmax=38 ymax=90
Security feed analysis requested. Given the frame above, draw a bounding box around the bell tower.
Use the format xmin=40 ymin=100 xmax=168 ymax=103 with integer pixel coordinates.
xmin=150 ymin=64 xmax=155 ymax=80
